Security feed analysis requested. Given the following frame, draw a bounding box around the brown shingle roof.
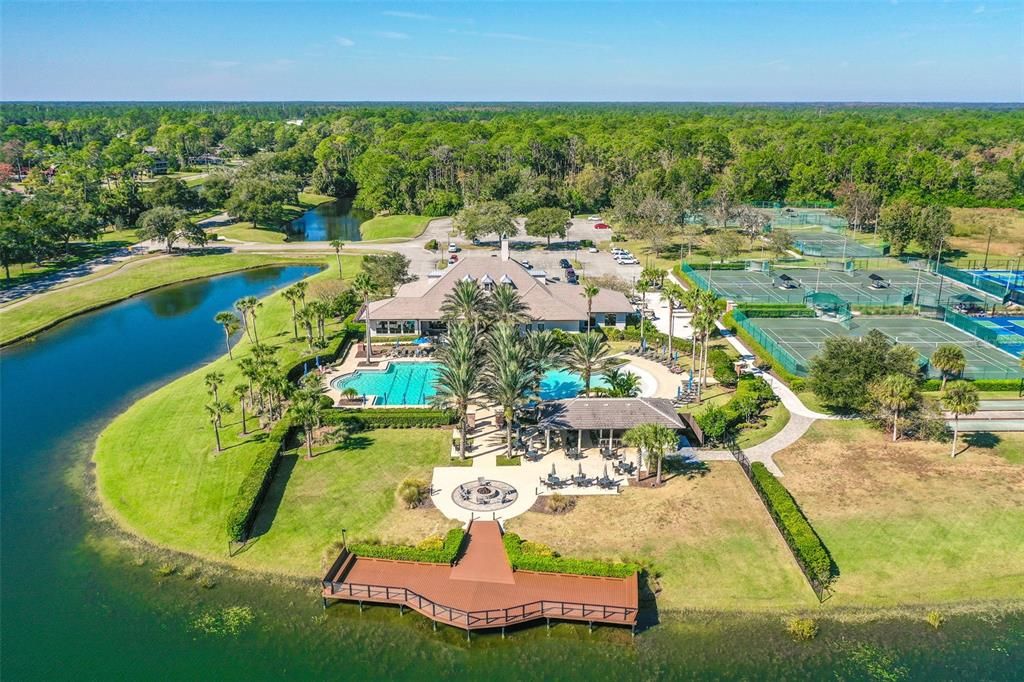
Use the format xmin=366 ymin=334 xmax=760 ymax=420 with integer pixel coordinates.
xmin=364 ymin=256 xmax=633 ymax=322
xmin=537 ymin=397 xmax=685 ymax=431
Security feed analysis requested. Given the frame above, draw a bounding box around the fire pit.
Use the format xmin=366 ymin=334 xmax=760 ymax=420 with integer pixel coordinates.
xmin=452 ymin=479 xmax=518 ymax=511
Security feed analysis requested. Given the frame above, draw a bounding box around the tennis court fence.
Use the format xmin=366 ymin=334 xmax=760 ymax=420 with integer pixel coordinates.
xmin=936 ymin=263 xmax=1009 ymax=300
xmin=731 ymin=309 xmax=809 ymax=376
xmin=942 ymin=306 xmax=1024 ymax=354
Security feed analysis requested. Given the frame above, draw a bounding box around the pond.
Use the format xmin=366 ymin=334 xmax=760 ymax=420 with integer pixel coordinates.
xmin=1 ymin=267 xmax=1022 ymax=678
xmin=289 ymin=197 xmax=372 ymax=242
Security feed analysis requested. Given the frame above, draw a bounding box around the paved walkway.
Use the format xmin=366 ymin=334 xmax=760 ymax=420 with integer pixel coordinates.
xmin=0 ymin=244 xmax=150 ymax=305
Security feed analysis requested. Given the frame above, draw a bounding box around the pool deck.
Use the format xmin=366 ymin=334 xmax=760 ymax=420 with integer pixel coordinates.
xmin=322 ymin=520 xmax=639 ymax=633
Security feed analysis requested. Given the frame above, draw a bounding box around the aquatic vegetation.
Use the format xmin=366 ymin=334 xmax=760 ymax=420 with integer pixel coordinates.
xmin=785 ymin=617 xmax=818 ymax=641
xmin=926 ymin=610 xmax=945 ymax=630
xmin=155 ymin=562 xmax=177 ymax=577
xmin=191 ymin=606 xmax=255 ymax=636
xmin=181 ymin=564 xmax=202 ymax=581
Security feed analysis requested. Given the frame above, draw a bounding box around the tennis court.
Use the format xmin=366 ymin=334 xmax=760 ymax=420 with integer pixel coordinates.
xmin=691 ymin=265 xmax=1004 ymax=308
xmin=746 ymin=316 xmax=1024 ymax=380
xmin=976 ymin=316 xmax=1024 ymax=356
xmin=965 ymin=270 xmax=1024 ymax=294
xmin=787 ymin=227 xmax=888 ymax=258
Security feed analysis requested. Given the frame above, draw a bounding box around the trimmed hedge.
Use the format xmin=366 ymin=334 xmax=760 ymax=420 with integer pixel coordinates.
xmin=736 ymin=304 xmax=815 ymax=318
xmin=350 ymin=528 xmax=466 ymax=564
xmin=921 ymin=377 xmax=1023 ymax=392
xmin=226 ymin=416 xmax=292 ymax=541
xmin=749 ymin=462 xmax=833 ymax=587
xmin=708 ymin=347 xmax=738 ymax=387
xmin=321 ymin=407 xmax=456 ymax=429
xmin=285 ymin=329 xmax=358 ymax=383
xmin=502 ymin=532 xmax=638 ymax=578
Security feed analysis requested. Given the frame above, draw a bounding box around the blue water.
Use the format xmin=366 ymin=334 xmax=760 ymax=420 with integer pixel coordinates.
xmin=331 ymin=363 xmax=607 ymax=405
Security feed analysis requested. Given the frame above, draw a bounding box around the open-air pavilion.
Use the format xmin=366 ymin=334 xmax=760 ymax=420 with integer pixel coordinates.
xmin=536 ymin=397 xmax=703 ymax=455
xmin=803 ymin=291 xmax=851 ymax=321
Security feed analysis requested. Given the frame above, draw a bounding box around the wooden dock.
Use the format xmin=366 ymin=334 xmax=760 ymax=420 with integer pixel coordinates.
xmin=322 ymin=521 xmax=638 ymax=632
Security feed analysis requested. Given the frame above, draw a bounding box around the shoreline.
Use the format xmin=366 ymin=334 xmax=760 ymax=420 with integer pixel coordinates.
xmin=0 ymin=254 xmax=327 ymax=348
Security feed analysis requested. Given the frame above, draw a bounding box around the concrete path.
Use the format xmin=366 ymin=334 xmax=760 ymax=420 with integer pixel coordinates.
xmin=0 ymin=244 xmax=149 ymax=304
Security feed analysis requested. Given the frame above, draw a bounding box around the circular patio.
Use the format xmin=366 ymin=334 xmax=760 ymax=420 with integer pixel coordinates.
xmin=452 ymin=479 xmax=519 ymax=511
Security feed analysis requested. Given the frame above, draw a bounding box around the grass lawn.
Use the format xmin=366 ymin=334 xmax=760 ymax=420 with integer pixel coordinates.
xmin=776 ymin=420 xmax=1024 ymax=607
xmin=0 ymin=252 xmax=328 ymax=346
xmin=733 ymin=402 xmax=791 ymax=449
xmin=215 ymin=223 xmax=290 ymax=244
xmin=507 ymin=461 xmax=813 ymax=612
xmin=947 ymin=207 xmax=1024 ymax=262
xmin=360 ymin=214 xmax=431 ymax=241
xmin=298 ymin=190 xmax=335 ymax=207
xmin=93 ymin=255 xmax=452 ymax=576
xmin=1 ymin=230 xmax=140 ymax=289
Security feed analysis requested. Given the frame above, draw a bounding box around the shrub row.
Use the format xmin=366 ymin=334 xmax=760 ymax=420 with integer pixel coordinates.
xmin=708 ymin=347 xmax=738 ymax=387
xmin=921 ymin=377 xmax=1022 ymax=392
xmin=285 ymin=330 xmax=358 ymax=383
xmin=722 ymin=310 xmax=806 ymax=391
xmin=349 ymin=528 xmax=466 ymax=564
xmin=735 ymin=304 xmax=815 ymax=318
xmin=501 ymin=532 xmax=638 ymax=578
xmin=696 ymin=375 xmax=776 ymax=442
xmin=684 ymin=261 xmax=749 ymax=271
xmin=321 ymin=407 xmax=456 ymax=429
xmin=749 ymin=462 xmax=833 ymax=587
xmin=226 ymin=416 xmax=292 ymax=542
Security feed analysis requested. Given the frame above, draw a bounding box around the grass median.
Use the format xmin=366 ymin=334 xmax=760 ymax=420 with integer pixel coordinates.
xmin=360 ymin=214 xmax=432 ymax=241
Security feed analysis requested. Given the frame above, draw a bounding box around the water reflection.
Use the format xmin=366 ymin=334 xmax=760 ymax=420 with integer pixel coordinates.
xmin=290 ymin=198 xmax=372 ymax=241
xmin=145 ymin=279 xmax=212 ymax=317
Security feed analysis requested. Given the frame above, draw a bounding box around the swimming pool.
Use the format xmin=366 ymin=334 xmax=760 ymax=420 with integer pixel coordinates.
xmin=330 ymin=362 xmax=608 ymax=406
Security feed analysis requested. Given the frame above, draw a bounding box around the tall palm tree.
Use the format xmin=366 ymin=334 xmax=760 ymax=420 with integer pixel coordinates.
xmin=206 ymin=401 xmax=233 ymax=453
xmin=528 ymin=329 xmax=566 ymax=372
xmin=600 ymin=366 xmax=641 ymax=397
xmin=295 ymin=307 xmax=316 ymax=350
xmin=233 ymin=384 xmax=249 ymax=435
xmin=237 ymin=357 xmax=259 ymax=404
xmin=282 ymin=287 xmax=301 ymax=340
xmin=234 ymin=297 xmax=253 ymax=342
xmin=581 ymin=281 xmax=599 ymax=332
xmin=238 ymin=296 xmax=262 ymax=343
xmin=622 ymin=423 xmax=653 ymax=479
xmin=661 ymin=281 xmax=685 ymax=360
xmin=942 ymin=381 xmax=979 ymax=458
xmin=682 ymin=286 xmax=703 ymax=371
xmin=440 ymin=279 xmax=490 ymax=329
xmin=292 ymin=398 xmax=320 ymax=460
xmin=567 ymin=332 xmax=614 ymax=397
xmin=432 ymin=321 xmax=482 ymax=459
xmin=931 ymin=345 xmax=966 ymax=390
xmin=486 ymin=359 xmax=536 ymax=459
xmin=293 ymin=280 xmax=309 ymax=310
xmin=870 ymin=374 xmax=919 ymax=442
xmin=214 ymin=311 xmax=240 ymax=359
xmin=309 ymin=300 xmax=330 ymax=344
xmin=644 ymin=423 xmax=679 ymax=485
xmin=351 ymin=272 xmax=378 ymax=363
xmin=204 ymin=371 xmax=225 ymax=403
xmin=329 ymin=239 xmax=345 ymax=279
xmin=491 ymin=283 xmax=530 ymax=326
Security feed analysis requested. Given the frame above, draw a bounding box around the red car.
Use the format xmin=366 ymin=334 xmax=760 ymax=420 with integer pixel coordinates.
xmin=594 ymin=222 xmax=610 ymax=230
xmin=448 ymin=254 xmax=459 ymax=263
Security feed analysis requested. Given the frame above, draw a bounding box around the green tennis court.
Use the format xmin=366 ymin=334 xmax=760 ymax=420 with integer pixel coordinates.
xmin=696 ymin=265 xmax=1005 ymax=308
xmin=787 ymin=228 xmax=887 ymax=258
xmin=747 ymin=316 xmax=1024 ymax=380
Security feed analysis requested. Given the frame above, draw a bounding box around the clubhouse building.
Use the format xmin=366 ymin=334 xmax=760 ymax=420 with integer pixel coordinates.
xmin=362 ymin=252 xmax=634 ymax=337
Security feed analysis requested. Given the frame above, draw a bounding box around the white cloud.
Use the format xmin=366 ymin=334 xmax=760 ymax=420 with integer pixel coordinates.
xmin=375 ymin=31 xmax=409 ymax=40
xmin=973 ymin=4 xmax=985 ymax=14
xmin=335 ymin=36 xmax=356 ymax=47
xmin=383 ymin=10 xmax=434 ymax=21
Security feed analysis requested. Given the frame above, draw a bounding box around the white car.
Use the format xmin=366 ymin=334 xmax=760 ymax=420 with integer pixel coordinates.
xmin=588 ymin=246 xmax=598 ymax=253
xmin=588 ymin=215 xmax=602 ymax=222
xmin=447 ymin=244 xmax=460 ymax=253
xmin=617 ymin=257 xmax=640 ymax=266
xmin=610 ymin=248 xmax=627 ymax=255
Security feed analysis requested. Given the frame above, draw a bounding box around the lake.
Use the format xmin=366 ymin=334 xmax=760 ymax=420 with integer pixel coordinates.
xmin=289 ymin=198 xmax=372 ymax=242
xmin=0 ymin=267 xmax=1021 ymax=679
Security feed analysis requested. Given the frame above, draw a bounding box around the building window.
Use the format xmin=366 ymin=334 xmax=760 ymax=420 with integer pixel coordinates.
xmin=536 ymin=323 xmax=545 ymax=331
xmin=604 ymin=313 xmax=618 ymax=327
xmin=374 ymin=320 xmax=417 ymax=335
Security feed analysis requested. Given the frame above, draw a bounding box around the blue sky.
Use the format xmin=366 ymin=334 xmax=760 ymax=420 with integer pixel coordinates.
xmin=2 ymin=1 xmax=1021 ymax=102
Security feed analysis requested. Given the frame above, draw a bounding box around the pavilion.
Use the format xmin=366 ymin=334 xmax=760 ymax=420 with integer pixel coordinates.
xmin=536 ymin=397 xmax=703 ymax=452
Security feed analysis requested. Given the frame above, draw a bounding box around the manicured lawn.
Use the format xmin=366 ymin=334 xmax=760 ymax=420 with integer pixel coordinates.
xmin=297 ymin=190 xmax=335 ymax=207
xmin=733 ymin=402 xmax=791 ymax=449
xmin=94 ymin=255 xmax=449 ymax=576
xmin=0 ymin=253 xmax=328 ymax=346
xmin=507 ymin=462 xmax=814 ymax=612
xmin=0 ymin=230 xmax=139 ymax=288
xmin=776 ymin=420 xmax=1024 ymax=607
xmin=360 ymin=214 xmax=432 ymax=241
xmin=215 ymin=223 xmax=290 ymax=244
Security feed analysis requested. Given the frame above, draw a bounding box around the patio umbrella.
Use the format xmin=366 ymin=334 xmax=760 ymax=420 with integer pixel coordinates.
xmin=676 ymin=385 xmax=682 ymax=399
xmin=603 ymin=464 xmax=609 ymax=479
xmin=303 ymin=361 xmax=308 ymax=376
xmin=315 ymin=355 xmax=320 ymax=368
xmin=578 ymin=462 xmax=584 ymax=477
xmin=551 ymin=463 xmax=557 ymax=477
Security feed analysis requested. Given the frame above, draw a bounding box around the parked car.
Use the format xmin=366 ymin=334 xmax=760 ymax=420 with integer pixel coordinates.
xmin=588 ymin=246 xmax=598 ymax=253
xmin=565 ymin=267 xmax=577 ymax=278
xmin=449 ymin=254 xmax=459 ymax=263
xmin=448 ymin=244 xmax=460 ymax=253
xmin=520 ymin=260 xmax=532 ymax=269
xmin=611 ymin=248 xmax=626 ymax=255
xmin=587 ymin=215 xmax=602 ymax=221
xmin=566 ymin=271 xmax=579 ymax=284
xmin=559 ymin=258 xmax=572 ymax=269
xmin=594 ymin=222 xmax=610 ymax=230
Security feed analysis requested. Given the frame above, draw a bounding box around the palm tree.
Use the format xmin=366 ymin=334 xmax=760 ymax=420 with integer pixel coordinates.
xmin=233 ymin=384 xmax=249 ymax=434
xmin=441 ymin=279 xmax=490 ymax=329
xmin=567 ymin=332 xmax=614 ymax=397
xmin=308 ymin=300 xmax=330 ymax=344
xmin=491 ymin=283 xmax=530 ymax=326
xmin=214 ymin=311 xmax=240 ymax=359
xmin=295 ymin=307 xmax=316 ymax=350
xmin=644 ymin=423 xmax=679 ymax=485
xmin=486 ymin=359 xmax=536 ymax=459
xmin=528 ymin=329 xmax=565 ymax=372
xmin=661 ymin=281 xmax=685 ymax=360
xmin=204 ymin=371 xmax=225 ymax=403
xmin=942 ymin=381 xmax=979 ymax=458
xmin=234 ymin=297 xmax=253 ymax=342
xmin=601 ymin=366 xmax=641 ymax=397
xmin=870 ymin=374 xmax=919 ymax=442
xmin=206 ymin=401 xmax=232 ymax=453
xmin=432 ymin=322 xmax=482 ymax=459
xmin=237 ymin=357 xmax=259 ymax=404
xmin=622 ymin=423 xmax=653 ymax=480
xmin=581 ymin=281 xmax=599 ymax=332
xmin=238 ymin=296 xmax=262 ymax=343
xmin=351 ymin=272 xmax=378 ymax=363
xmin=931 ymin=345 xmax=966 ymax=390
xmin=292 ymin=398 xmax=320 ymax=460
xmin=329 ymin=239 xmax=345 ymax=279
xmin=282 ymin=287 xmax=301 ymax=340
xmin=293 ymin=280 xmax=309 ymax=310
xmin=682 ymin=286 xmax=703 ymax=371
